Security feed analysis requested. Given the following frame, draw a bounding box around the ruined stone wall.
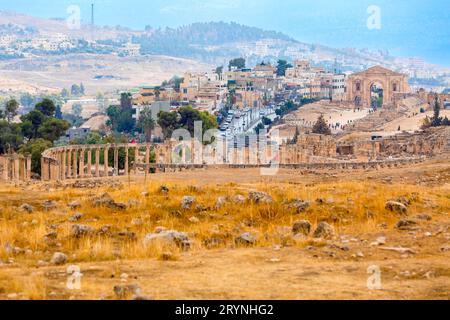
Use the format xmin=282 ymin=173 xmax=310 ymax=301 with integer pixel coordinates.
xmin=0 ymin=154 xmax=32 ymax=182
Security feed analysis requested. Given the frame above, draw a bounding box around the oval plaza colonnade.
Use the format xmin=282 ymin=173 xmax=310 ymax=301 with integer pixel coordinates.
xmin=40 ymin=140 xmax=281 ymax=181
xmin=40 ymin=143 xmax=174 ymax=181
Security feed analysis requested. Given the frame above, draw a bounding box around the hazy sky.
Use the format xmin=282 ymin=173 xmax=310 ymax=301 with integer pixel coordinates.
xmin=2 ymin=0 xmax=449 ymax=66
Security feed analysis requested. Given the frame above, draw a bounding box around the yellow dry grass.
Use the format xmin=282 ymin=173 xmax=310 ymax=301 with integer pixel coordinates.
xmin=0 ymin=167 xmax=449 ymax=300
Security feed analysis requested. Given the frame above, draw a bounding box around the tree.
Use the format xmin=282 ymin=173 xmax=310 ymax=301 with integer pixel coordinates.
xmin=276 ymin=60 xmax=293 ymax=77
xmin=37 ymin=118 xmax=70 ymax=143
xmin=35 ymin=98 xmax=56 ymax=117
xmin=254 ymin=123 xmax=265 ymax=134
xmin=106 ymin=105 xmax=135 ymax=133
xmin=291 ymin=126 xmax=300 ymax=144
xmin=4 ymin=99 xmax=19 ymax=123
xmin=228 ymin=58 xmax=246 ymax=71
xmin=120 ymin=92 xmax=132 ymax=110
xmin=61 ymin=88 xmax=69 ymax=98
xmin=215 ymin=66 xmax=223 ymax=75
xmin=71 ymin=84 xmax=81 ymax=96
xmin=20 ymin=110 xmax=45 ymax=139
xmin=72 ymin=103 xmax=83 ymax=118
xmin=312 ymin=114 xmax=332 ymax=135
xmin=158 ymin=111 xmax=179 ymax=139
xmin=137 ymin=106 xmax=156 ymax=142
xmin=80 ymin=82 xmax=85 ymax=95
xmin=0 ymin=120 xmax=23 ymax=153
xmin=19 ymin=139 xmax=52 ymax=175
xmin=55 ymin=105 xmax=63 ymax=119
xmin=431 ymin=96 xmax=442 ymax=127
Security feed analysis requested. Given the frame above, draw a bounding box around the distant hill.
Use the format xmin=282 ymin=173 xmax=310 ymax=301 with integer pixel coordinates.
xmin=0 ymin=11 xmax=446 ymax=75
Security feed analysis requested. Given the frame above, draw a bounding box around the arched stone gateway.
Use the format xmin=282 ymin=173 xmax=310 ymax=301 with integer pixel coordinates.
xmin=347 ymin=66 xmax=410 ymax=108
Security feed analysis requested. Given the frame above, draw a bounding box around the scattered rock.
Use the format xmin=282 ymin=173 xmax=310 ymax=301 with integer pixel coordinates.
xmin=370 ymin=236 xmax=386 ymax=246
xmin=287 ymin=200 xmax=310 ymax=214
xmin=92 ymin=193 xmax=126 ymax=210
xmin=188 ymin=216 xmax=200 ymax=223
xmin=313 ymin=222 xmax=335 ymax=239
xmin=248 ymin=191 xmax=273 ymax=204
xmin=181 ymin=196 xmax=196 ymax=210
xmin=140 ymin=191 xmax=149 ymax=197
xmin=380 ymin=247 xmax=416 ymax=255
xmin=71 ymin=224 xmax=94 ymax=238
xmin=292 ymin=220 xmax=312 ymax=236
xmin=68 ymin=201 xmax=81 ymax=210
xmin=43 ymin=200 xmax=57 ymax=211
xmin=385 ymin=201 xmax=408 ymax=215
xmin=50 ymin=252 xmax=67 ymax=265
xmin=97 ymin=225 xmax=113 ymax=236
xmin=144 ymin=230 xmax=191 ymax=250
xmin=215 ymin=196 xmax=228 ymax=209
xmin=395 ymin=220 xmax=418 ymax=230
xmin=415 ymin=214 xmax=432 ymax=221
xmin=68 ymin=212 xmax=83 ymax=222
xmin=235 ymin=232 xmax=257 ymax=246
xmin=19 ymin=204 xmax=33 ymax=213
xmin=159 ymin=185 xmax=169 ymax=194
xmin=113 ymin=284 xmax=141 ymax=299
xmin=232 ymin=195 xmax=246 ymax=204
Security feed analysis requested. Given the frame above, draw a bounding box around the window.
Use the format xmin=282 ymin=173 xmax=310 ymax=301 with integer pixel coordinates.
xmin=356 ymin=83 xmax=361 ymax=91
xmin=393 ymin=83 xmax=398 ymax=92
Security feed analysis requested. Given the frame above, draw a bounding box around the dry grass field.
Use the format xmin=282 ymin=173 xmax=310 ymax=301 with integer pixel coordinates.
xmin=0 ymin=160 xmax=449 ymax=300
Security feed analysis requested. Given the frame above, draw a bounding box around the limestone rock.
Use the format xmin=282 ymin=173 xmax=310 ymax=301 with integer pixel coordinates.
xmin=313 ymin=222 xmax=335 ymax=239
xmin=43 ymin=200 xmax=57 ymax=211
xmin=292 ymin=220 xmax=312 ymax=236
xmin=113 ymin=284 xmax=141 ymax=299
xmin=288 ymin=200 xmax=310 ymax=214
xmin=235 ymin=232 xmax=257 ymax=246
xmin=395 ymin=220 xmax=418 ymax=230
xmin=385 ymin=201 xmax=408 ymax=215
xmin=144 ymin=230 xmax=191 ymax=250
xmin=50 ymin=252 xmax=67 ymax=265
xmin=68 ymin=201 xmax=81 ymax=210
xmin=232 ymin=195 xmax=246 ymax=204
xmin=19 ymin=204 xmax=33 ymax=213
xmin=181 ymin=196 xmax=196 ymax=210
xmin=215 ymin=196 xmax=228 ymax=209
xmin=68 ymin=212 xmax=83 ymax=222
xmin=159 ymin=185 xmax=169 ymax=194
xmin=248 ymin=191 xmax=273 ymax=204
xmin=71 ymin=224 xmax=94 ymax=238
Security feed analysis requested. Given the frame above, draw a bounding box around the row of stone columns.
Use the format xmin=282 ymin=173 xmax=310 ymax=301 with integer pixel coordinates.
xmin=41 ymin=144 xmax=174 ymax=181
xmin=0 ymin=155 xmax=31 ymax=182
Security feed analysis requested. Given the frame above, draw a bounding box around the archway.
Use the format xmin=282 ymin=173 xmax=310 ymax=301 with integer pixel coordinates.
xmin=370 ymin=82 xmax=384 ymax=109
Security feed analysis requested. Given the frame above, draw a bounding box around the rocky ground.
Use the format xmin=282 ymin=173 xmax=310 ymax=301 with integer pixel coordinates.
xmin=0 ymin=159 xmax=448 ymax=300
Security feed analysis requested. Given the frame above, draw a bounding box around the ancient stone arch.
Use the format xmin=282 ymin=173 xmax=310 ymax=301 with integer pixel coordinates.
xmin=347 ymin=66 xmax=410 ymax=108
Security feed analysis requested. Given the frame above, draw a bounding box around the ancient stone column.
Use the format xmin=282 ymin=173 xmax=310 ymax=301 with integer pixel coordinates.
xmin=104 ymin=147 xmax=109 ymax=177
xmin=67 ymin=150 xmax=72 ymax=178
xmin=145 ymin=145 xmax=150 ymax=165
xmin=60 ymin=151 xmax=66 ymax=180
xmin=79 ymin=149 xmax=85 ymax=178
xmin=114 ymin=147 xmax=119 ymax=176
xmin=95 ymin=148 xmax=100 ymax=177
xmin=87 ymin=149 xmax=92 ymax=177
xmin=21 ymin=157 xmax=27 ymax=181
xmin=26 ymin=156 xmax=31 ymax=181
xmin=134 ymin=147 xmax=139 ymax=174
xmin=14 ymin=157 xmax=20 ymax=181
xmin=124 ymin=147 xmax=129 ymax=175
xmin=72 ymin=149 xmax=78 ymax=178
xmin=2 ymin=157 xmax=9 ymax=181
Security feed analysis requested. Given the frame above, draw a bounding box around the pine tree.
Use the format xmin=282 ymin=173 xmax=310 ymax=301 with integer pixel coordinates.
xmin=312 ymin=114 xmax=332 ymax=135
xmin=431 ymin=95 xmax=441 ymax=127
